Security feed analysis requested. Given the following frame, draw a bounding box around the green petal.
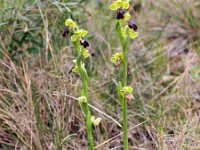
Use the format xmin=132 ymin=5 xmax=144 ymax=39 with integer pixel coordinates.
xmin=128 ymin=29 xmax=139 ymax=39
xmin=109 ymin=2 xmax=119 ymax=10
xmin=71 ymin=34 xmax=78 ymax=41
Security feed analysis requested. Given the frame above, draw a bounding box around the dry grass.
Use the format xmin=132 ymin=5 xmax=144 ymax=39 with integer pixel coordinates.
xmin=1 ymin=0 xmax=200 ymax=149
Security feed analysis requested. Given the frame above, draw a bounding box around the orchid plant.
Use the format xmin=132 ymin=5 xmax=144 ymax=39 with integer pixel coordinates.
xmin=109 ymin=0 xmax=139 ymax=149
xmin=63 ymin=19 xmax=101 ymax=150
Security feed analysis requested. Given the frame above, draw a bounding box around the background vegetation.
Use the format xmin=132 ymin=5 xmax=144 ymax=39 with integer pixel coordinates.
xmin=0 ymin=0 xmax=200 ymax=149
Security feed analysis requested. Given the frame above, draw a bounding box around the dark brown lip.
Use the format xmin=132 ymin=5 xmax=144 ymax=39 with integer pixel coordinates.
xmin=117 ymin=7 xmax=125 ymax=20
xmin=80 ymin=38 xmax=89 ymax=48
xmin=128 ymin=20 xmax=138 ymax=31
xmin=62 ymin=26 xmax=70 ymax=37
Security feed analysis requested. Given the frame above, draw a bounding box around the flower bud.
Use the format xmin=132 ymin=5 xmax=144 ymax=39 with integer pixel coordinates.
xmin=78 ymin=96 xmax=87 ymax=103
xmin=91 ymin=116 xmax=102 ymax=126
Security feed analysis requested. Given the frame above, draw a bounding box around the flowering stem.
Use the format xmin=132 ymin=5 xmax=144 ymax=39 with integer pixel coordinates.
xmin=118 ymin=23 xmax=129 ymax=150
xmin=75 ymin=41 xmax=94 ymax=150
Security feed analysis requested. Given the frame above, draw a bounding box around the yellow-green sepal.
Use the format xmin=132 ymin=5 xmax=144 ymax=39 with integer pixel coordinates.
xmin=109 ymin=1 xmax=119 ymax=10
xmin=109 ymin=0 xmax=130 ymax=10
xmin=122 ymin=1 xmax=129 ymax=9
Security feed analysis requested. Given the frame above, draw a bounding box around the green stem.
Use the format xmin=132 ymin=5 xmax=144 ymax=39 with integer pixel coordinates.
xmin=75 ymin=41 xmax=94 ymax=150
xmin=122 ymin=42 xmax=128 ymax=150
xmin=81 ymin=70 xmax=94 ymax=150
xmin=81 ymin=67 xmax=94 ymax=150
xmin=118 ymin=23 xmax=129 ymax=150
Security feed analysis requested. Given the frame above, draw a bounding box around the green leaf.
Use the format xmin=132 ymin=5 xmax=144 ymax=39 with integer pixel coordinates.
xmin=115 ymin=21 xmax=120 ymax=32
